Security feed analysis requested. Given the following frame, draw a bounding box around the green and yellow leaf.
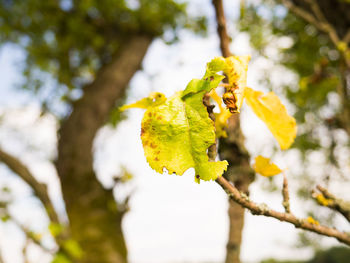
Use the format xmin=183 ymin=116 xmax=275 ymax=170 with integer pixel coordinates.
xmin=253 ymin=155 xmax=282 ymax=177
xmin=141 ymin=79 xmax=228 ymax=183
xmin=244 ymin=87 xmax=297 ymax=150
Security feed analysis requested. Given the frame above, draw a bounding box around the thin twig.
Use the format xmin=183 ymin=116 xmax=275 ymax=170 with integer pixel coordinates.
xmin=216 ymin=176 xmax=350 ymax=246
xmin=312 ymin=185 xmax=350 ymax=223
xmin=10 ymin=215 xmax=53 ymax=253
xmin=282 ymin=172 xmax=291 ymax=213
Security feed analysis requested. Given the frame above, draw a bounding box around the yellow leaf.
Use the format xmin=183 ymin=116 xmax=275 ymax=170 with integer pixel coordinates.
xmin=244 ymin=87 xmax=297 ymax=150
xmin=253 ymin=155 xmax=282 ymax=177
xmin=306 ymin=216 xmax=320 ymax=225
xmin=209 ymin=90 xmax=232 ymax=138
xmin=205 ymin=55 xmax=250 ymax=113
xmin=119 ymin=92 xmax=166 ymax=111
xmin=223 ymin=55 xmax=250 ymax=113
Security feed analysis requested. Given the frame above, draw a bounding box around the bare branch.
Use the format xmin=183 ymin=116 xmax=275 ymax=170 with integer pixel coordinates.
xmin=212 ymin=0 xmax=232 ymax=57
xmin=305 ymin=0 xmax=340 ymax=46
xmin=281 ymin=0 xmax=323 ymax=31
xmin=281 ymin=0 xmax=350 ymax=68
xmin=0 ymin=149 xmax=60 ymax=226
xmin=216 ymin=176 xmax=350 ymax=246
xmin=312 ymin=185 xmax=350 ymax=223
xmin=305 ymin=0 xmax=327 ymax=23
xmin=282 ymin=173 xmax=291 ymax=213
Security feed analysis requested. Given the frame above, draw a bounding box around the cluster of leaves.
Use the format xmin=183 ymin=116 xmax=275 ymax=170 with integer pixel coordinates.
xmin=121 ymin=56 xmax=296 ymax=182
xmin=0 ymin=0 xmax=206 ymax=109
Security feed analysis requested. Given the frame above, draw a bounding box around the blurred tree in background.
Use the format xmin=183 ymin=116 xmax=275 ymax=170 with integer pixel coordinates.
xmin=0 ymin=0 xmax=205 ymax=262
xmin=239 ymin=0 xmax=350 ymax=248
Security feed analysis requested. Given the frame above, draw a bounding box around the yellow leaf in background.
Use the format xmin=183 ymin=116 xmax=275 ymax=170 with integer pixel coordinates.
xmin=119 ymin=92 xmax=166 ymax=111
xmin=244 ymin=87 xmax=297 ymax=150
xmin=253 ymin=155 xmax=282 ymax=177
xmin=209 ymin=90 xmax=232 ymax=138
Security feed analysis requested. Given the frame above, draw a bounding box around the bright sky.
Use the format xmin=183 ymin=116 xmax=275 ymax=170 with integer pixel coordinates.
xmin=0 ymin=1 xmax=349 ymax=263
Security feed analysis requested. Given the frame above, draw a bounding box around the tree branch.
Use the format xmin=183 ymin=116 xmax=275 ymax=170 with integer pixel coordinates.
xmin=212 ymin=0 xmax=232 ymax=57
xmin=281 ymin=0 xmax=322 ymax=31
xmin=281 ymin=0 xmax=350 ymax=68
xmin=216 ymin=176 xmax=350 ymax=246
xmin=282 ymin=173 xmax=291 ymax=213
xmin=211 ymin=2 xmax=254 ymax=263
xmin=10 ymin=214 xmax=53 ymax=253
xmin=312 ymin=185 xmax=350 ymax=223
xmin=0 ymin=149 xmax=60 ymax=226
xmin=56 ymin=35 xmax=153 ymax=263
xmin=305 ymin=0 xmax=340 ymax=46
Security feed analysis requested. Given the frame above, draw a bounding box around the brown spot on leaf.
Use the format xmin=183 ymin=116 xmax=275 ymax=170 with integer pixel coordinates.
xmin=154 ymin=157 xmax=159 ymax=161
xmin=195 ymin=175 xmax=200 ymax=179
xmin=150 ymin=143 xmax=157 ymax=149
xmin=157 ymin=116 xmax=162 ymax=120
xmin=148 ymin=112 xmax=152 ymax=117
xmin=141 ymin=128 xmax=145 ymax=136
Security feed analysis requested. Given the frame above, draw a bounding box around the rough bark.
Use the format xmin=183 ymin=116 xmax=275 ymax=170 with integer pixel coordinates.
xmin=219 ymin=115 xmax=254 ymax=263
xmin=56 ymin=35 xmax=153 ymax=263
xmin=212 ymin=1 xmax=255 ymax=263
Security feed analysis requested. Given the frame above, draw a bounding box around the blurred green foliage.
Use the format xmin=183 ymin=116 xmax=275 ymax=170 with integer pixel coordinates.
xmin=0 ymin=0 xmax=206 ymax=107
xmin=239 ymin=0 xmax=348 ymax=177
xmin=239 ymin=0 xmax=350 ymax=249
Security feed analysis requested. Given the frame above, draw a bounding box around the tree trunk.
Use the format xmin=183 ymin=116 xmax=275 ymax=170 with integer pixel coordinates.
xmin=211 ymin=2 xmax=255 ymax=261
xmin=219 ymin=115 xmax=255 ymax=263
xmin=56 ymin=35 xmax=153 ymax=263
